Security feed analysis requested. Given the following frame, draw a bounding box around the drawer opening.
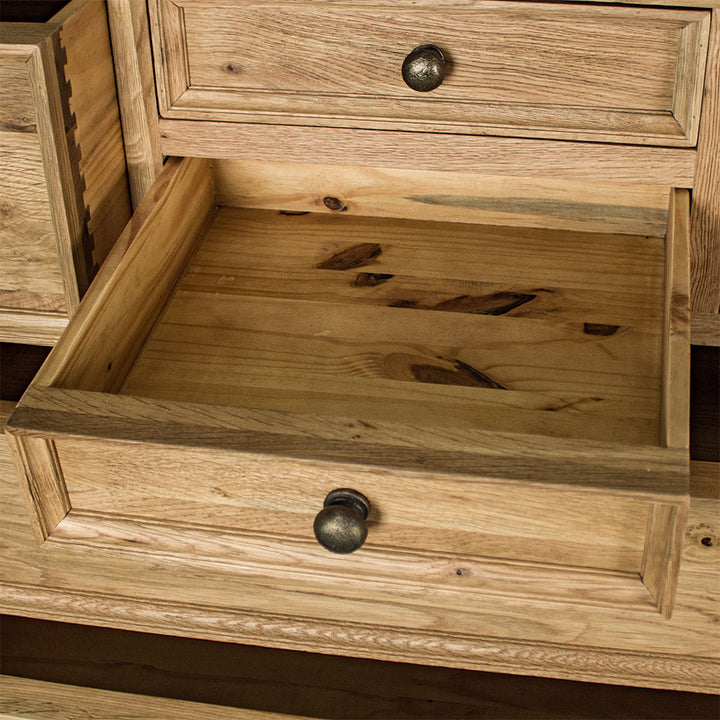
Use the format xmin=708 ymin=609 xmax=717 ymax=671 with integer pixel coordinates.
xmin=6 ymin=156 xmax=690 ymax=617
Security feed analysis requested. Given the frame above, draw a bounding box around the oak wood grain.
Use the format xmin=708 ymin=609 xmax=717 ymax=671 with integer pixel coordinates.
xmin=107 ymin=0 xmax=163 ymax=208
xmin=0 ymin=56 xmax=67 ymax=316
xmin=4 ymin=619 xmax=719 ymax=720
xmin=160 ymin=120 xmax=698 ymax=187
xmin=57 ymin=0 xmax=133 ymax=288
xmin=690 ymin=10 xmax=720 ymax=332
xmin=662 ymin=189 xmax=691 ymax=450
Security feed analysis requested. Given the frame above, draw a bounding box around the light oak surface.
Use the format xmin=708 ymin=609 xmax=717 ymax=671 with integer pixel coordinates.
xmin=150 ymin=0 xmax=710 ymax=146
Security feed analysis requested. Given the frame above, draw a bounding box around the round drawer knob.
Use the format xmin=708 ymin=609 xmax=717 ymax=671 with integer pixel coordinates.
xmin=401 ymin=45 xmax=446 ymax=92
xmin=313 ymin=488 xmax=371 ymax=554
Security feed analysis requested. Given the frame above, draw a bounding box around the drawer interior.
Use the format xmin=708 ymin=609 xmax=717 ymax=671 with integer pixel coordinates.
xmin=121 ymin=205 xmax=665 ymax=447
xmin=7 ymin=156 xmax=690 ymax=617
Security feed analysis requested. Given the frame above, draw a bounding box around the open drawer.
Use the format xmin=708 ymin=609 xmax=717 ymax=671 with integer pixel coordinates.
xmin=6 ymin=157 xmax=690 ymax=618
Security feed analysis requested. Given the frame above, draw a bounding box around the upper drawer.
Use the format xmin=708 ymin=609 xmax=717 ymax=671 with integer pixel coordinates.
xmin=150 ymin=0 xmax=710 ymax=146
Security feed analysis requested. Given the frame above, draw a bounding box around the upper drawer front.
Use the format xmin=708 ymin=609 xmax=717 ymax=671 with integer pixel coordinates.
xmin=151 ymin=0 xmax=710 ymax=146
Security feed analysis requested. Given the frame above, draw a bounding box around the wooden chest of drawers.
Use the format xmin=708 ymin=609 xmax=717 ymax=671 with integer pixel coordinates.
xmin=0 ymin=0 xmax=131 ymax=345
xmin=4 ymin=0 xmax=717 ymax=685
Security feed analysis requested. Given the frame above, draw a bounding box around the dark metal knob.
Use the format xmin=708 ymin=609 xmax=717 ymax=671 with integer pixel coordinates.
xmin=313 ymin=488 xmax=370 ymax=554
xmin=401 ymin=45 xmax=446 ymax=92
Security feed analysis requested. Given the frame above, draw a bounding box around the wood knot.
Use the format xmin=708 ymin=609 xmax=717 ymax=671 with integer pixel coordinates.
xmin=323 ymin=196 xmax=348 ymax=212
xmin=223 ymin=62 xmax=243 ymax=74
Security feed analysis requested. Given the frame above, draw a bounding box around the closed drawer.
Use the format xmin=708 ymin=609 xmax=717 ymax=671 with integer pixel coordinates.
xmin=150 ymin=0 xmax=710 ymax=146
xmin=0 ymin=0 xmax=131 ymax=345
xmin=6 ymin=156 xmax=690 ymax=618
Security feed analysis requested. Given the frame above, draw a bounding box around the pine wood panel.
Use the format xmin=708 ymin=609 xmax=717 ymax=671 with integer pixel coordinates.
xmin=213 ymin=159 xmax=672 ymax=237
xmin=0 ymin=675 xmax=299 ymax=720
xmin=150 ymin=0 xmax=710 ymax=146
xmin=122 ymin=207 xmax=666 ymax=446
xmin=42 ymin=156 xmax=215 ymax=394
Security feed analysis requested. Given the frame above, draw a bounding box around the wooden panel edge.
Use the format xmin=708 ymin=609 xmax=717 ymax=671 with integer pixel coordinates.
xmin=3 ymin=431 xmax=69 ymax=543
xmin=641 ymin=500 xmax=691 ymax=618
xmin=0 ymin=583 xmax=717 ymax=693
xmin=691 ymin=312 xmax=720 ymax=345
xmin=48 ymin=510 xmax=656 ymax=613
xmin=662 ymin=188 xmax=691 ymax=449
xmin=57 ymin=0 xmax=133 ymax=282
xmin=12 ymin=387 xmax=689 ymax=498
xmin=0 ymin=308 xmax=67 ymax=346
xmin=28 ymin=156 xmax=213 ymax=393
xmin=690 ymin=9 xmax=720 ymax=317
xmin=25 ymin=42 xmax=83 ymax=315
xmin=107 ymin=0 xmax=164 ymax=209
xmin=148 ymin=0 xmax=190 ymax=115
xmin=158 ymin=119 xmax=698 ymax=187
xmin=672 ymin=13 xmax=712 ymax=144
xmin=0 ymin=674 xmax=297 ymax=720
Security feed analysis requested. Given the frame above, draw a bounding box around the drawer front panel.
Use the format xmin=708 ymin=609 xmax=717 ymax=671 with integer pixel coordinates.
xmin=0 ymin=56 xmax=67 ymax=314
xmin=56 ymin=436 xmax=651 ymax=575
xmin=151 ymin=0 xmax=710 ymax=145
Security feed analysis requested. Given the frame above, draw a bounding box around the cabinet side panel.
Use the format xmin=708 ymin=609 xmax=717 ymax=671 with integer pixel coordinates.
xmin=0 ymin=54 xmax=67 ymax=314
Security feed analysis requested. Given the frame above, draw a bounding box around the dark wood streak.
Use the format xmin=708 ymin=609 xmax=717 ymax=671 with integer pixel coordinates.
xmin=410 ymin=357 xmax=507 ymax=390
xmin=390 ymin=292 xmax=537 ymax=315
xmin=353 ymin=272 xmax=394 ymax=287
xmin=316 ymin=243 xmax=382 ymax=271
xmin=583 ymin=323 xmax=621 ymax=336
xmin=406 ymin=194 xmax=666 ymax=224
